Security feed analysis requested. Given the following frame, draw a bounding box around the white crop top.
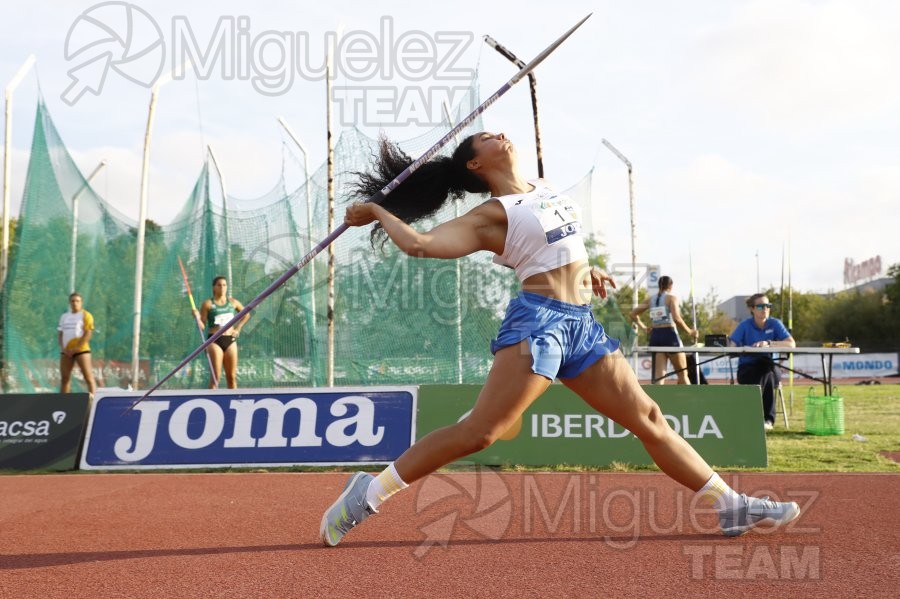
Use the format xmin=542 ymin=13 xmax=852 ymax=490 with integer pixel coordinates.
xmin=492 ymin=181 xmax=588 ymax=282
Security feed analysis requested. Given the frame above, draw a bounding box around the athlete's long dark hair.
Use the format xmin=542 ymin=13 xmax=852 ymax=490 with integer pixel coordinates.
xmin=657 ymin=275 xmax=673 ymax=302
xmin=351 ymin=134 xmax=489 ymax=248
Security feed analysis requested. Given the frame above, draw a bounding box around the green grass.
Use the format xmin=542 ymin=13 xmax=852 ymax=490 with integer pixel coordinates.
xmin=761 ymin=384 xmax=900 ymax=472
xmin=581 ymin=383 xmax=900 ymax=474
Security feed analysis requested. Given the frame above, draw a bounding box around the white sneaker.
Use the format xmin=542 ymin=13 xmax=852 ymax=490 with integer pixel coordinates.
xmin=320 ymin=472 xmax=376 ymax=546
xmin=720 ymin=494 xmax=800 ymax=537
xmin=764 ymin=421 xmax=774 ymax=432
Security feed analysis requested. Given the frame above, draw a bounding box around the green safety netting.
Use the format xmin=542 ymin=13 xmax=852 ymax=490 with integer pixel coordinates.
xmin=1 ymin=81 xmax=632 ymax=393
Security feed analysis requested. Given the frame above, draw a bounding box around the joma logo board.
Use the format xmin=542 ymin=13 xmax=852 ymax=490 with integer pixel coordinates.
xmin=81 ymin=387 xmax=416 ymax=469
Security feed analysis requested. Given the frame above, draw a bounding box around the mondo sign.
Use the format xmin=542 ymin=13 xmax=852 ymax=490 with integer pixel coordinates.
xmin=844 ymin=256 xmax=882 ymax=286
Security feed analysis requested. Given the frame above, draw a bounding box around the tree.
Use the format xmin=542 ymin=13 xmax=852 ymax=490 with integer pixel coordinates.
xmin=815 ymin=263 xmax=900 ymax=352
xmin=763 ymin=286 xmax=829 ymax=344
xmin=678 ymin=288 xmax=735 ymax=342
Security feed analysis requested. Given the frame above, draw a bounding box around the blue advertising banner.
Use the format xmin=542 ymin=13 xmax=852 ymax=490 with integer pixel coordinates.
xmin=80 ymin=387 xmax=416 ymax=469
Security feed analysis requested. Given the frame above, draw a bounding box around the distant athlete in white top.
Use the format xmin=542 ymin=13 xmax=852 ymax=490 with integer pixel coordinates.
xmin=320 ymin=131 xmax=799 ymax=546
xmin=57 ymin=292 xmax=97 ymax=395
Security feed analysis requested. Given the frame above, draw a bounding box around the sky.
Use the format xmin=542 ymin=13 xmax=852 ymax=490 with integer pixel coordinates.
xmin=1 ymin=0 xmax=898 ymax=304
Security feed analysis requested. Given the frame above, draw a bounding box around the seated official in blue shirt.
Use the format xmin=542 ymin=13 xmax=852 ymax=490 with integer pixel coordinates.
xmin=729 ymin=293 xmax=796 ymax=431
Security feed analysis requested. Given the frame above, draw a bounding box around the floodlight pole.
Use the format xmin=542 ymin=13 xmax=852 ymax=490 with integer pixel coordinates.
xmin=70 ymin=160 xmax=107 ymax=294
xmin=131 ymin=85 xmax=160 ymax=389
xmin=755 ymin=250 xmax=760 ymax=292
xmin=482 ymin=36 xmax=544 ymax=178
xmin=131 ymin=64 xmax=187 ymax=389
xmin=1 ymin=54 xmax=36 ymax=289
xmin=131 ymin=63 xmax=191 ymax=389
xmin=601 ymin=138 xmax=638 ymax=373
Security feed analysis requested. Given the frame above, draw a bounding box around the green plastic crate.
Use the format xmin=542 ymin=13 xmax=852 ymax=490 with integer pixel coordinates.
xmin=805 ymin=389 xmax=845 ymax=435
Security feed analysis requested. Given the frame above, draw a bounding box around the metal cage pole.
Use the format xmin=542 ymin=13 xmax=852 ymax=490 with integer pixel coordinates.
xmin=482 ymin=36 xmax=544 ymax=178
xmin=1 ymin=54 xmax=35 ymax=289
xmin=601 ymin=138 xmax=638 ymax=373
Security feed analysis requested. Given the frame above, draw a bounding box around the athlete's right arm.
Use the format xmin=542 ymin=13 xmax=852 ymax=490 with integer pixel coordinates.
xmin=345 ymin=202 xmax=501 ymax=259
xmin=198 ymin=300 xmax=211 ymax=330
xmin=630 ymin=300 xmax=649 ymax=320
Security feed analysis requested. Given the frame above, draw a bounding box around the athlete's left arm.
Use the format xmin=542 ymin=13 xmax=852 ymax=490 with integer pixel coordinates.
xmin=232 ymin=300 xmax=250 ymax=335
xmin=669 ymin=295 xmax=698 ymax=339
xmin=81 ymin=313 xmax=94 ymax=345
xmin=770 ymin=320 xmax=795 ymax=348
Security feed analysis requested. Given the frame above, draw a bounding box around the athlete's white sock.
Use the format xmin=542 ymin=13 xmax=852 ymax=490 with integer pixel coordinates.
xmin=366 ymin=462 xmax=409 ymax=511
xmin=697 ymin=473 xmax=741 ymax=512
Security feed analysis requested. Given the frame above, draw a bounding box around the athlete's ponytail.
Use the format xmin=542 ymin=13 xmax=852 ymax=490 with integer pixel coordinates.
xmin=657 ymin=275 xmax=673 ymax=302
xmin=351 ymin=135 xmax=489 ymax=248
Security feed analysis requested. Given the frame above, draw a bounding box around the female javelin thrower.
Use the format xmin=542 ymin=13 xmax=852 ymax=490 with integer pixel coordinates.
xmin=197 ymin=276 xmax=249 ymax=389
xmin=320 ymin=132 xmax=799 ymax=545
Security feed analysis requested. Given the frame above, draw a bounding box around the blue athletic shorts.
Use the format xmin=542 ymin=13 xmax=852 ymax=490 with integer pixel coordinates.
xmin=649 ymin=327 xmax=682 ymax=347
xmin=490 ymin=291 xmax=621 ymax=380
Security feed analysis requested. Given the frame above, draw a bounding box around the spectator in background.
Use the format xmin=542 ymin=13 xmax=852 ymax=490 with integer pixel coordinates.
xmin=58 ymin=292 xmax=97 ymax=396
xmin=196 ymin=276 xmax=249 ymax=389
xmin=630 ymin=276 xmax=698 ymax=384
xmin=729 ymin=293 xmax=796 ymax=431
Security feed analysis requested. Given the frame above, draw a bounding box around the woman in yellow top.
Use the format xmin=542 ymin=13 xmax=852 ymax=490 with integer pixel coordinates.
xmin=197 ymin=276 xmax=249 ymax=389
xmin=57 ymin=292 xmax=97 ymax=395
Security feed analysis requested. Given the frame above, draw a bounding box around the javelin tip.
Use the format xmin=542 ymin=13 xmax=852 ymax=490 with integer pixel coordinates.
xmin=509 ymin=14 xmax=592 ymax=85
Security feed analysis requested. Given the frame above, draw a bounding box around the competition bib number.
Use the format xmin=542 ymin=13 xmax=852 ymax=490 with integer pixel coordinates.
xmin=649 ymin=306 xmax=668 ymax=321
xmin=213 ymin=313 xmax=233 ymax=327
xmin=529 ymin=194 xmax=581 ymax=244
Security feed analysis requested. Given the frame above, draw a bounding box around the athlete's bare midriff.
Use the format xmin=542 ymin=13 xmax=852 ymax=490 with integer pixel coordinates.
xmin=521 ymin=260 xmax=594 ymax=306
xmin=476 ymin=199 xmax=593 ymax=306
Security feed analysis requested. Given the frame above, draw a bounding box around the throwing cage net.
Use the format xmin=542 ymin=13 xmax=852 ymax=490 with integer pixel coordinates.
xmin=1 ymin=80 xmax=633 ymax=393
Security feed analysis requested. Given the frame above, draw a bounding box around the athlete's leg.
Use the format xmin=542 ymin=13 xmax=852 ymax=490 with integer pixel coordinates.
xmin=207 ymin=343 xmax=224 ymax=389
xmin=562 ymin=349 xmax=712 ymax=491
xmin=653 ymin=352 xmax=667 ymax=384
xmin=222 ymin=341 xmax=239 ymax=389
xmin=320 ymin=339 xmax=551 ymax=546
xmin=74 ymin=353 xmax=97 ymax=394
xmin=60 ymin=354 xmax=75 ymax=393
xmin=670 ymin=351 xmax=690 ymax=385
xmin=394 ymin=340 xmax=551 ymax=484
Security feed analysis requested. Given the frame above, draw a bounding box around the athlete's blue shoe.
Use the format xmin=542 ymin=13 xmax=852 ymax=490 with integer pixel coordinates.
xmin=320 ymin=472 xmax=376 ymax=546
xmin=719 ymin=494 xmax=800 ymax=537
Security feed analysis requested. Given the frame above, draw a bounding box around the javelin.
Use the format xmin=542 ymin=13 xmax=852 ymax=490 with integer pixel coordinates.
xmin=178 ymin=256 xmax=218 ymax=388
xmin=689 ymin=245 xmax=699 ymax=383
xmin=124 ymin=14 xmax=593 ymax=412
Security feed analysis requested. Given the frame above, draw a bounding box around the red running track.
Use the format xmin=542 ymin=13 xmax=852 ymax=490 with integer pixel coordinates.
xmin=1 ymin=472 xmax=897 ymax=598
